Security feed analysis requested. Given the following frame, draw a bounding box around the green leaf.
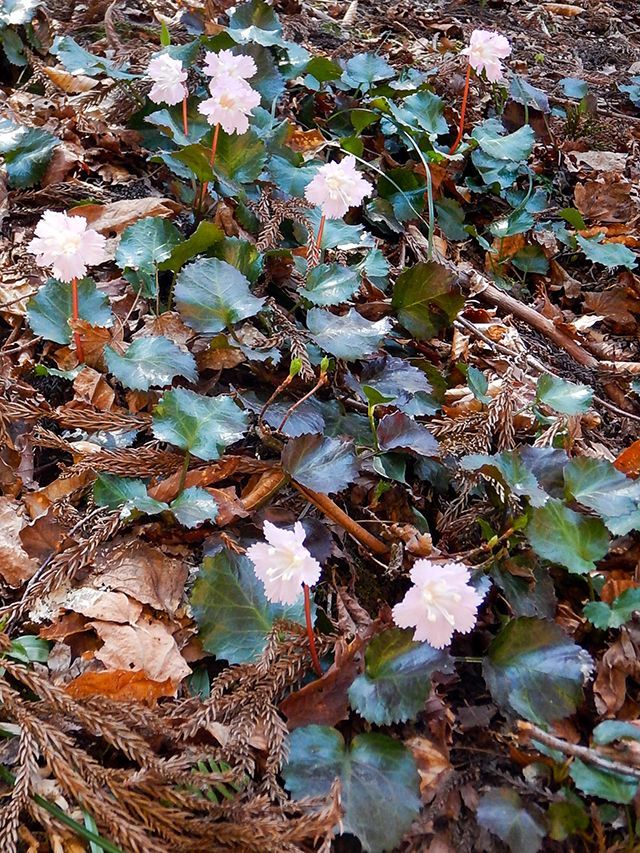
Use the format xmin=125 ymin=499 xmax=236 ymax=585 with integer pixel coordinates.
xmin=477 ymin=788 xmax=546 ymax=853
xmin=342 ymin=53 xmax=395 ymax=89
xmin=147 ymin=105 xmax=210 ymax=146
xmin=547 ymin=798 xmax=589 ymax=842
xmin=93 ymin=474 xmax=168 ymax=516
xmin=483 ymin=616 xmax=592 ymax=724
xmin=306 ymin=308 xmax=390 ymax=361
xmin=377 ymin=412 xmax=440 ymax=457
xmin=593 ymin=720 xmax=640 ymax=745
xmin=27 ymin=278 xmax=112 ymax=345
xmin=564 ymin=456 xmax=640 ymax=527
xmin=104 ymin=337 xmax=197 ymax=391
xmin=467 ymin=365 xmax=490 ymax=403
xmin=472 ymin=118 xmax=536 ymax=162
xmin=299 ymin=263 xmax=360 ymax=306
xmin=619 ymin=77 xmax=640 ymax=108
xmin=227 ymin=0 xmax=284 ymax=47
xmin=392 ymin=261 xmax=463 ymax=340
xmin=212 ymin=237 xmax=263 ymax=283
xmin=305 ymin=56 xmax=342 ymax=83
xmin=526 ymin=499 xmax=609 ymax=573
xmin=152 ymin=388 xmax=247 ymax=461
xmin=584 ymin=588 xmax=640 ymax=630
xmin=170 ymin=487 xmax=218 ymax=528
xmin=536 ymin=374 xmax=593 ymax=414
xmin=7 ymin=635 xmax=50 ymax=664
xmin=51 ymin=35 xmax=137 ymax=80
xmin=158 ymin=221 xmax=224 ymax=273
xmin=282 ymin=434 xmax=359 ymax=494
xmin=389 ymin=90 xmax=448 ymax=137
xmin=461 ymin=451 xmax=548 ymax=507
xmin=560 ymin=78 xmax=588 ymax=99
xmin=115 ymin=217 xmax=181 ymax=275
xmin=174 ymin=257 xmax=265 ymax=334
xmin=435 ymin=198 xmax=467 ymax=241
xmin=512 ymin=245 xmax=549 ymax=274
xmin=172 ymin=143 xmax=216 ymax=183
xmin=569 ymin=760 xmax=638 ymax=805
xmin=348 ymin=628 xmax=453 ymax=724
xmin=0 ymin=0 xmax=40 ymax=25
xmin=576 ymin=234 xmax=636 ymax=270
xmin=377 ymin=167 xmax=426 ymax=222
xmin=214 ymin=129 xmax=267 ymax=192
xmin=1 ymin=29 xmax=27 ymax=66
xmin=351 ymin=108 xmax=380 ymax=134
xmin=284 ymin=726 xmax=420 ymax=853
xmin=0 ymin=120 xmax=59 ymax=188
xmin=191 ymin=549 xmax=306 ymax=663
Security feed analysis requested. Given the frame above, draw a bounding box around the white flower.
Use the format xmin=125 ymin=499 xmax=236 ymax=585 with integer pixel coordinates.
xmin=203 ymin=49 xmax=257 ymax=81
xmin=392 ymin=560 xmax=483 ymax=648
xmin=147 ymin=54 xmax=188 ymax=106
xmin=461 ymin=30 xmax=511 ymax=83
xmin=198 ymin=77 xmax=261 ymax=135
xmin=28 ymin=211 xmax=107 ymax=282
xmin=304 ymin=155 xmax=372 ymax=219
xmin=246 ymin=521 xmax=322 ymax=605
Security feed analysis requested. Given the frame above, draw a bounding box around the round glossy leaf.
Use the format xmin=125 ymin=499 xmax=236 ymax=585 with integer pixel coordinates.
xmin=306 ymin=308 xmax=390 ymax=361
xmin=284 ymin=726 xmax=420 ymax=853
xmin=115 ymin=216 xmax=181 ymax=274
xmin=281 ymin=434 xmax=359 ymax=494
xmin=299 ymin=263 xmax=360 ymax=306
xmin=392 ymin=261 xmax=463 ymax=341
xmin=477 ymin=788 xmax=546 ymax=853
xmin=569 ymin=760 xmax=638 ymax=805
xmin=27 ymin=278 xmax=112 ymax=344
xmin=526 ymin=499 xmax=609 ymax=574
xmin=483 ymin=616 xmax=592 ymax=725
xmin=104 ymin=336 xmax=197 ymax=391
xmin=169 ymin=487 xmax=218 ymax=529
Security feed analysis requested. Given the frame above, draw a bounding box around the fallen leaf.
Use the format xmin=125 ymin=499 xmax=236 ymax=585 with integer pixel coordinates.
xmin=614 ymin=440 xmax=640 ymax=478
xmin=92 ymin=615 xmax=191 ymax=683
xmin=0 ymin=497 xmax=39 ymax=586
xmin=62 ymin=588 xmax=143 ymax=624
xmin=594 ymin=624 xmax=640 ymax=716
xmin=575 ymin=178 xmax=636 ymax=224
xmin=22 ymin=471 xmax=94 ymax=519
xmin=42 ymin=65 xmax=98 ymax=93
xmin=286 ymin=125 xmax=326 ymax=153
xmin=69 ymin=198 xmax=181 ymax=236
xmin=66 ymin=669 xmax=178 ymax=703
xmin=73 ymin=366 xmax=115 ymax=411
xmin=542 ymin=3 xmax=584 ymax=15
xmin=405 ymin=736 xmax=453 ymax=803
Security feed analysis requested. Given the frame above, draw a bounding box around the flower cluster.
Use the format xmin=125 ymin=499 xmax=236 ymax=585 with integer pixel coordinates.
xmin=199 ymin=49 xmax=260 ymax=135
xmin=392 ymin=559 xmax=483 ymax=648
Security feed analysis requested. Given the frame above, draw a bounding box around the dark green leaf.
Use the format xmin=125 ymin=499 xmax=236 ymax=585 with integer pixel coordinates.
xmin=211 ymin=129 xmax=267 ymax=192
xmin=172 ymin=143 xmax=216 ymax=183
xmin=536 ymin=374 xmax=593 ymax=414
xmin=510 ymin=77 xmax=550 ymax=112
xmin=377 ymin=412 xmax=440 ymax=457
xmin=27 ymin=278 xmax=112 ymax=345
xmin=306 ymin=308 xmax=390 ymax=361
xmin=342 ymin=53 xmax=395 ymax=89
xmin=1 ymin=29 xmax=27 ymax=66
xmin=392 ymin=261 xmax=463 ymax=340
xmin=472 ymin=118 xmax=536 ymax=162
xmin=158 ymin=221 xmax=224 ymax=273
xmin=435 ymin=198 xmax=467 ymax=241
xmin=170 ymin=487 xmax=219 ymax=528
xmin=147 ymin=105 xmax=210 ymax=146
xmin=282 ymin=434 xmax=359 ymax=494
xmin=348 ymin=628 xmax=453 ymax=724
xmin=191 ymin=549 xmax=306 ymax=663
xmin=389 ymin=90 xmax=448 ymax=136
xmin=174 ymin=257 xmax=265 ymax=334
xmin=93 ymin=474 xmax=168 ymax=516
xmin=152 ymin=388 xmax=247 ymax=461
xmin=564 ymin=457 xmax=640 ymax=526
xmin=467 ymin=365 xmax=490 ymax=403
xmin=284 ymin=726 xmax=420 ymax=853
xmin=115 ymin=217 xmax=181 ymax=274
xmin=305 ymin=56 xmax=342 ymax=83
xmin=461 ymin=451 xmax=548 ymax=507
xmin=51 ymin=35 xmax=137 ymax=79
xmin=211 ymin=237 xmax=263 ymax=283
xmin=477 ymin=788 xmax=546 ymax=853
xmin=511 ymin=246 xmax=549 ymax=274
xmin=227 ymin=0 xmax=284 ymax=47
xmin=0 ymin=120 xmax=58 ymax=188
xmin=526 ymin=499 xmax=609 ymax=573
xmin=593 ymin=720 xmax=640 ymax=745
xmin=104 ymin=337 xmax=197 ymax=391
xmin=483 ymin=616 xmax=592 ymax=724
xmin=547 ymin=799 xmax=589 ymax=842
xmin=299 ymin=263 xmax=360 ymax=306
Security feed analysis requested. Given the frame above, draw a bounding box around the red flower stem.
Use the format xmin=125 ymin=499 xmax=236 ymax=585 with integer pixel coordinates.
xmin=182 ymin=95 xmax=188 ymax=136
xmin=314 ymin=214 xmax=326 ymax=263
xmin=70 ymin=276 xmax=84 ymax=362
xmin=303 ymin=583 xmax=322 ymax=677
xmin=198 ymin=123 xmax=220 ymax=213
xmin=449 ymin=63 xmax=472 ymax=155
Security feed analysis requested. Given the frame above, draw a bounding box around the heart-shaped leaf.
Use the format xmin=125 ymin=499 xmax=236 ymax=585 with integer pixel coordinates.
xmin=348 ymin=627 xmax=453 ymax=724
xmin=27 ymin=278 xmax=112 ymax=344
xmin=306 ymin=308 xmax=390 ymax=361
xmin=284 ymin=726 xmax=420 ymax=853
xmin=213 ymin=129 xmax=267 ymax=191
xmin=227 ymin=0 xmax=284 ymax=47
xmin=169 ymin=487 xmax=218 ymax=529
xmin=536 ymin=374 xmax=592 ymax=414
xmin=104 ymin=336 xmax=197 ymax=391
xmin=190 ymin=548 xmax=306 ymax=663
xmin=483 ymin=616 xmax=592 ymax=724
xmin=174 ymin=257 xmax=265 ymax=334
xmin=152 ymin=388 xmax=247 ymax=461
xmin=282 ymin=434 xmax=359 ymax=494
xmin=115 ymin=216 xmax=181 ymax=275
xmin=299 ymin=263 xmax=360 ymax=306
xmin=0 ymin=120 xmax=59 ymax=188
xmin=389 ymin=90 xmax=448 ymax=137
xmin=526 ymin=499 xmax=609 ymax=573
xmin=341 ymin=52 xmax=395 ymax=89
xmin=392 ymin=261 xmax=463 ymax=340
xmin=51 ymin=35 xmax=137 ymax=79
xmin=477 ymin=788 xmax=546 ymax=853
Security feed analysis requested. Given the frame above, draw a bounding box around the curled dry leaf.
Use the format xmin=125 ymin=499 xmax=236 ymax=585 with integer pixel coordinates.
xmin=66 ymin=669 xmax=179 ymax=703
xmin=69 ymin=198 xmax=181 ymax=235
xmin=0 ymin=497 xmax=39 ymax=587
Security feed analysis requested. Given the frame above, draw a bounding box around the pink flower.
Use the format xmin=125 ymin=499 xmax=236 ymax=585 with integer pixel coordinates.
xmin=198 ymin=77 xmax=261 ymax=135
xmin=304 ymin=155 xmax=372 ymax=219
xmin=203 ymin=49 xmax=257 ymax=81
xmin=28 ymin=211 xmax=107 ymax=282
xmin=392 ymin=560 xmax=483 ymax=648
xmin=146 ymin=54 xmax=188 ymax=106
xmin=246 ymin=521 xmax=322 ymax=605
xmin=461 ymin=30 xmax=511 ymax=83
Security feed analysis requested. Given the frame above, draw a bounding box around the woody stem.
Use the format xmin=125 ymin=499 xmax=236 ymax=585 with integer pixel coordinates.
xmin=182 ymin=95 xmax=188 ymax=136
xmin=449 ymin=63 xmax=472 ymax=155
xmin=303 ymin=583 xmax=322 ymax=677
xmin=70 ymin=277 xmax=84 ymax=362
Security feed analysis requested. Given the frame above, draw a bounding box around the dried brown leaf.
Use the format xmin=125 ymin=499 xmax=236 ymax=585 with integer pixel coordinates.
xmin=69 ymin=198 xmax=181 ymax=235
xmin=0 ymin=497 xmax=38 ymax=587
